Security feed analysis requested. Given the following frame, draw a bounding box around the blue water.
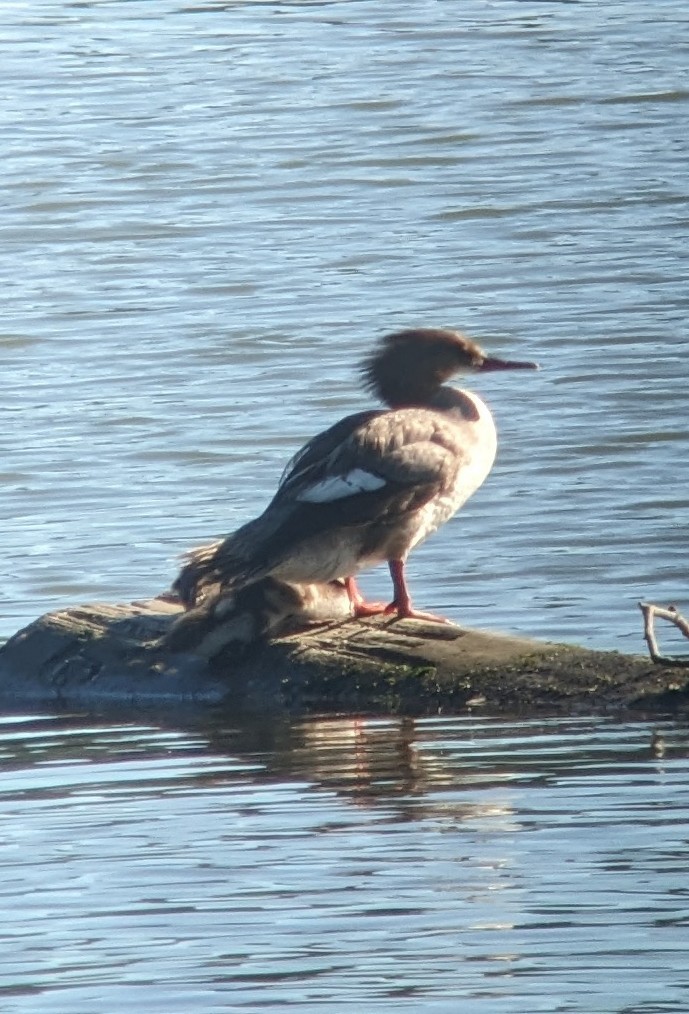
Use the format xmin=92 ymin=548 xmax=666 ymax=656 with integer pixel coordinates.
xmin=0 ymin=711 xmax=688 ymax=1013
xmin=2 ymin=5 xmax=689 ymax=1010
xmin=2 ymin=0 xmax=688 ymax=653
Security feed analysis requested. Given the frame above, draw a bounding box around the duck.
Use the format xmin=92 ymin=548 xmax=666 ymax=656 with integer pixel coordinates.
xmin=163 ymin=577 xmax=353 ymax=660
xmin=173 ymin=327 xmax=538 ymax=621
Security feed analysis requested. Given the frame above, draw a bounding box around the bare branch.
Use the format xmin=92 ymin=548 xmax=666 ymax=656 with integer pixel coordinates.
xmin=638 ymin=602 xmax=689 ymax=666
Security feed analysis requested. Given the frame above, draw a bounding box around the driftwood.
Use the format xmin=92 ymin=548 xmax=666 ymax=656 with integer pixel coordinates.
xmin=639 ymin=601 xmax=689 ymax=667
xmin=1 ymin=595 xmax=689 ymax=715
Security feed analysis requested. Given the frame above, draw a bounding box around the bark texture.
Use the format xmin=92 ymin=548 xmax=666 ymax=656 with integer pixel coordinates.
xmin=0 ymin=598 xmax=688 ymax=714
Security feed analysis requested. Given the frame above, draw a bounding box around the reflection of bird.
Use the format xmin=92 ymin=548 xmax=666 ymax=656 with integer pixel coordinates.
xmin=174 ymin=328 xmax=538 ymax=621
xmin=650 ymin=730 xmax=666 ymax=758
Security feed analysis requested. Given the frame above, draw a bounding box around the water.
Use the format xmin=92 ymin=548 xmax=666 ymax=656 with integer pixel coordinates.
xmin=1 ymin=6 xmax=689 ymax=1007
xmin=1 ymin=0 xmax=687 ymax=652
xmin=0 ymin=711 xmax=687 ymax=1012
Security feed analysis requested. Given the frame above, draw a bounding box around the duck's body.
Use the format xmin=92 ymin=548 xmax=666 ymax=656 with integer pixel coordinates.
xmin=174 ymin=328 xmax=537 ymax=619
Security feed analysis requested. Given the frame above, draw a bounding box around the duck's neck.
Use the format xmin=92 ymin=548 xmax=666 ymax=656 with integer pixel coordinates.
xmin=428 ymin=385 xmax=482 ymax=422
xmin=372 ymin=374 xmax=441 ymax=408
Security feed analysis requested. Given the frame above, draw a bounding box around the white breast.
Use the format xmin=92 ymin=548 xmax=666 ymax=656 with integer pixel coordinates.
xmin=409 ymin=390 xmax=497 ymax=550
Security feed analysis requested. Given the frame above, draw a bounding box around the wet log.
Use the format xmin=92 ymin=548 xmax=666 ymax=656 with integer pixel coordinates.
xmin=1 ymin=597 xmax=688 ymax=715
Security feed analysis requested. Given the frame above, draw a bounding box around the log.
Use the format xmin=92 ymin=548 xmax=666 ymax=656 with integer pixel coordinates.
xmin=1 ymin=597 xmax=688 ymax=715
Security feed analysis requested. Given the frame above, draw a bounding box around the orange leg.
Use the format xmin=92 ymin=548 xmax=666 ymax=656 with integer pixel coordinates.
xmin=344 ymin=577 xmax=389 ymax=617
xmin=384 ymin=560 xmax=449 ymax=623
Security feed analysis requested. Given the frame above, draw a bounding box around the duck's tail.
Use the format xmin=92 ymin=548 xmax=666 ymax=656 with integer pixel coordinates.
xmin=171 ymin=538 xmax=227 ymax=608
xmin=172 ymin=513 xmax=278 ymax=608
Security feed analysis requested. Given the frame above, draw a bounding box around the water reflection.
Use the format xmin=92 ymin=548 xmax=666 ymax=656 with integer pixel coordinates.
xmin=2 ymin=711 xmax=684 ymax=808
xmin=0 ymin=712 xmax=688 ymax=1010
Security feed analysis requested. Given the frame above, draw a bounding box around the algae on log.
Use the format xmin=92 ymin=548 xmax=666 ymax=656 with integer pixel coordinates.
xmin=0 ymin=598 xmax=688 ymax=714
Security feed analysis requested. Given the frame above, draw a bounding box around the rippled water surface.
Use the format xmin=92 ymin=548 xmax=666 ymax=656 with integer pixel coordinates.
xmin=1 ymin=0 xmax=688 ymax=651
xmin=0 ymin=711 xmax=687 ymax=1012
xmin=3 ymin=6 xmax=689 ymax=1011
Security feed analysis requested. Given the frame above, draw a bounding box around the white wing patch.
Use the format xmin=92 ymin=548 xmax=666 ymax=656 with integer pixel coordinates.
xmin=297 ymin=468 xmax=387 ymax=504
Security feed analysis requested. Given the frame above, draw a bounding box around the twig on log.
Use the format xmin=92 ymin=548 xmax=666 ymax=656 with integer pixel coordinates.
xmin=638 ymin=601 xmax=689 ymax=666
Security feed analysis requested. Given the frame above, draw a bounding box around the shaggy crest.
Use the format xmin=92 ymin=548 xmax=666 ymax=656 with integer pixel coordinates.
xmin=360 ymin=328 xmax=486 ymax=408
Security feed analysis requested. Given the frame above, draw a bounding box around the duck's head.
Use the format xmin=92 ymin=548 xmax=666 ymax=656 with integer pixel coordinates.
xmin=361 ymin=327 xmax=538 ymax=408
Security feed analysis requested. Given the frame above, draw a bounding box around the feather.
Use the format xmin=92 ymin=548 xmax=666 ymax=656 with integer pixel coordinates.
xmin=297 ymin=468 xmax=388 ymax=503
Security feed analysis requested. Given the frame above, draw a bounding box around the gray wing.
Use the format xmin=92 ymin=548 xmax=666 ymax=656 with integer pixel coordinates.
xmin=284 ymin=407 xmax=467 ymax=508
xmin=277 ymin=409 xmax=382 ymax=493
